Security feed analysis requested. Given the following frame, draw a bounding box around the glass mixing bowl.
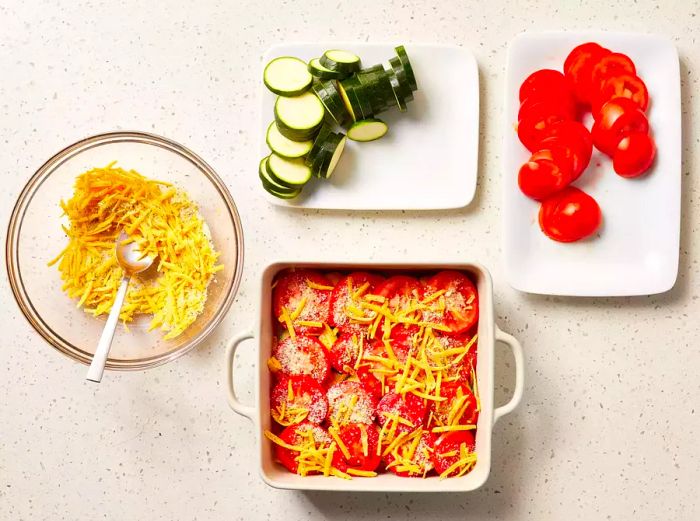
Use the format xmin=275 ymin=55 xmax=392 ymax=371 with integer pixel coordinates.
xmin=6 ymin=131 xmax=244 ymax=370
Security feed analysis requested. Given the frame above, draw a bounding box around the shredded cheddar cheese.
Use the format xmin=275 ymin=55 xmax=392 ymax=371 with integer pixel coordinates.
xmin=49 ymin=163 xmax=222 ymax=339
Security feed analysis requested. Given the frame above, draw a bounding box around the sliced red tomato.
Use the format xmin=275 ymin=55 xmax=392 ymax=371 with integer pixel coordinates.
xmin=271 ymin=335 xmax=330 ymax=383
xmin=387 ymin=323 xmax=418 ymax=362
xmin=328 ymin=272 xmax=385 ymax=333
xmin=518 ymin=156 xmax=571 ymax=201
xmin=517 ymin=103 xmax=569 ymax=152
xmin=355 ymin=365 xmax=384 ymax=401
xmin=563 ymin=42 xmax=607 ymax=74
xmin=430 ymin=431 xmax=476 ymax=477
xmin=376 ymin=391 xmax=426 ymax=435
xmin=423 ymin=271 xmax=478 ymax=335
xmin=590 ymin=52 xmax=636 ymax=91
xmin=564 ymin=43 xmax=611 ymax=104
xmin=539 ymin=187 xmax=602 ymax=243
xmin=275 ymin=422 xmax=332 ymax=474
xmin=384 ymin=431 xmax=435 ymax=477
xmin=429 ymin=382 xmax=479 ymax=428
xmin=429 ymin=331 xmax=477 ymax=382
xmin=518 ymin=68 xmax=571 ymax=103
xmin=613 ymin=132 xmax=656 ymax=178
xmin=272 ymin=269 xmax=332 ymax=334
xmin=331 ymin=423 xmax=382 ymax=472
xmin=329 ymin=331 xmax=362 ymax=373
xmin=326 ymin=380 xmax=377 ymax=425
xmin=518 ymin=91 xmax=576 ymax=122
xmin=592 ymin=97 xmax=649 ymax=156
xmin=270 ymin=375 xmax=328 ymax=425
xmin=377 ymin=275 xmax=424 ymax=311
xmin=538 ymin=120 xmax=593 ymax=178
xmin=594 ymin=73 xmax=649 ymax=115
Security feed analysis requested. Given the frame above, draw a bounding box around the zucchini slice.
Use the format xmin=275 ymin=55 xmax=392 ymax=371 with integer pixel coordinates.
xmin=266 ymin=153 xmax=312 ymax=187
xmin=308 ymin=58 xmax=346 ymax=80
xmin=312 ymin=81 xmax=351 ymax=125
xmin=259 ymin=156 xmax=298 ymax=193
xmin=360 ymin=64 xmax=384 ymax=74
xmin=356 ymin=70 xmax=395 ymax=112
xmin=347 ymin=119 xmax=388 ymax=142
xmin=274 ymin=91 xmax=325 ymax=134
xmin=305 ymin=125 xmax=334 ymax=167
xmin=264 ymin=184 xmax=303 ymax=199
xmin=386 ymin=68 xmax=408 ymax=112
xmin=266 ymin=122 xmax=313 ymax=158
xmin=394 ymin=45 xmax=417 ymax=91
xmin=311 ymin=134 xmax=347 ymax=179
xmin=320 ymin=49 xmax=361 ymax=74
xmin=337 ymin=81 xmax=357 ymax=121
xmin=263 ymin=57 xmax=313 ymax=96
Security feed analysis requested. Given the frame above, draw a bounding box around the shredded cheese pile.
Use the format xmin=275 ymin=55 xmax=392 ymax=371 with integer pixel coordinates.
xmin=48 ymin=163 xmax=223 ymax=339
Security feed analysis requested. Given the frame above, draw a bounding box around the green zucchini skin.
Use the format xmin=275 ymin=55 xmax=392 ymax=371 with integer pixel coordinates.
xmin=308 ymin=57 xmax=347 ymax=80
xmin=320 ymin=49 xmax=361 ymax=74
xmin=259 ymin=156 xmax=297 ymax=193
xmin=266 ymin=153 xmax=312 ymax=187
xmin=394 ymin=45 xmax=417 ymax=91
xmin=312 ymin=81 xmax=352 ymax=125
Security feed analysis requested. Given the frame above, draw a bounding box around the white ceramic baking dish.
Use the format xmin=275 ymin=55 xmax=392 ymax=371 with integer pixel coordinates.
xmin=225 ymin=261 xmax=524 ymax=492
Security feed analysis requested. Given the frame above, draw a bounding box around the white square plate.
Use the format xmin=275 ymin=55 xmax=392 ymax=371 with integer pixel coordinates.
xmin=259 ymin=43 xmax=479 ymax=210
xmin=502 ymin=32 xmax=681 ymax=296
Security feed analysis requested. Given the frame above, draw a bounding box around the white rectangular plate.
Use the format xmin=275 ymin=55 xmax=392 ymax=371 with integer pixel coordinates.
xmin=503 ymin=32 xmax=681 ymax=296
xmin=260 ymin=43 xmax=479 ymax=210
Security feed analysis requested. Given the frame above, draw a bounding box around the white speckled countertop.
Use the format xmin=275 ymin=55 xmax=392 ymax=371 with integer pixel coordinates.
xmin=1 ymin=1 xmax=699 ymax=519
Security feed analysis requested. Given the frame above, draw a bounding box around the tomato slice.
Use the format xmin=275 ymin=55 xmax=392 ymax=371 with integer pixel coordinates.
xmin=272 ymin=269 xmax=332 ymax=334
xmin=384 ymin=431 xmax=435 ymax=477
xmin=518 ymin=155 xmax=572 ymax=201
xmin=429 ymin=331 xmax=477 ymax=382
xmin=376 ymin=391 xmax=426 ymax=435
xmin=429 ymin=382 xmax=479 ymax=428
xmin=538 ymin=120 xmax=593 ymax=178
xmin=590 ymin=52 xmax=636 ymax=91
xmin=275 ymin=422 xmax=332 ymax=474
xmin=329 ymin=331 xmax=363 ymax=373
xmin=594 ymin=73 xmax=649 ymax=114
xmin=355 ymin=365 xmax=384 ymax=401
xmin=518 ymin=68 xmax=571 ymax=103
xmin=564 ymin=43 xmax=611 ymax=104
xmin=328 ymin=272 xmax=385 ymax=333
xmin=331 ymin=423 xmax=382 ymax=473
xmin=376 ymin=275 xmax=424 ymax=311
xmin=422 ymin=271 xmax=478 ymax=335
xmin=517 ymin=103 xmax=569 ymax=152
xmin=563 ymin=42 xmax=607 ymax=74
xmin=271 ymin=335 xmax=330 ymax=383
xmin=387 ymin=323 xmax=418 ymax=362
xmin=613 ymin=132 xmax=656 ymax=178
xmin=539 ymin=187 xmax=602 ymax=243
xmin=270 ymin=375 xmax=328 ymax=425
xmin=430 ymin=431 xmax=476 ymax=477
xmin=326 ymin=380 xmax=377 ymax=425
xmin=592 ymin=97 xmax=649 ymax=156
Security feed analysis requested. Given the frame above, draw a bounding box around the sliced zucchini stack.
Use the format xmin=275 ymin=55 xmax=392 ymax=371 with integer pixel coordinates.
xmin=259 ymin=45 xmax=418 ymax=198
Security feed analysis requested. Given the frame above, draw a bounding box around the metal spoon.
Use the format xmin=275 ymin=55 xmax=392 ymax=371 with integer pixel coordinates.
xmin=86 ymin=231 xmax=154 ymax=383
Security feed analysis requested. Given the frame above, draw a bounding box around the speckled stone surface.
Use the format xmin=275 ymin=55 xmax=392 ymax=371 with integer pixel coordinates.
xmin=1 ymin=1 xmax=699 ymax=519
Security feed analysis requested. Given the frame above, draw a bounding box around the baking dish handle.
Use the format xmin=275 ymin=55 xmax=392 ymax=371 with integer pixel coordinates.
xmin=225 ymin=330 xmax=256 ymax=421
xmin=493 ymin=326 xmax=524 ymax=424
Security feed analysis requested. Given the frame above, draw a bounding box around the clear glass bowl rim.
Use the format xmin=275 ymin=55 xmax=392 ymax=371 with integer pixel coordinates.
xmin=5 ymin=130 xmax=245 ymax=371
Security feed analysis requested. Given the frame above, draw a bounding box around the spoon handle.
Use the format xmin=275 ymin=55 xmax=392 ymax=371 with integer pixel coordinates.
xmin=86 ymin=275 xmax=131 ymax=383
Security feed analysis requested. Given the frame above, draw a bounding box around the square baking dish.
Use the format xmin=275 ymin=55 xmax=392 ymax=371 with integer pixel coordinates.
xmin=225 ymin=261 xmax=523 ymax=492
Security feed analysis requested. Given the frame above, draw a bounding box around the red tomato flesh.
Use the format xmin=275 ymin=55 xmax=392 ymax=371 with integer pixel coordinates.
xmin=431 ymin=431 xmax=476 ymax=477
xmin=331 ymin=423 xmax=382 ymax=472
xmin=270 ymin=375 xmax=329 ymax=425
xmin=275 ymin=422 xmax=332 ymax=474
xmin=538 ymin=120 xmax=593 ymax=178
xmin=329 ymin=332 xmax=363 ymax=373
xmin=517 ymin=103 xmax=569 ymax=152
xmin=384 ymin=431 xmax=435 ymax=477
xmin=539 ymin=187 xmax=602 ymax=243
xmin=430 ymin=381 xmax=479 ymax=428
xmin=592 ymin=97 xmax=649 ymax=156
xmin=329 ymin=272 xmax=385 ymax=333
xmin=423 ymin=270 xmax=479 ymax=334
xmin=518 ymin=68 xmax=570 ymax=102
xmin=613 ymin=132 xmax=656 ymax=178
xmin=377 ymin=276 xmax=424 ymax=311
xmin=272 ymin=335 xmax=330 ymax=383
xmin=272 ymin=269 xmax=331 ymax=334
xmin=594 ymin=73 xmax=649 ymax=114
xmin=564 ymin=44 xmax=611 ymax=104
xmin=590 ymin=52 xmax=636 ymax=91
xmin=376 ymin=391 xmax=426 ymax=435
